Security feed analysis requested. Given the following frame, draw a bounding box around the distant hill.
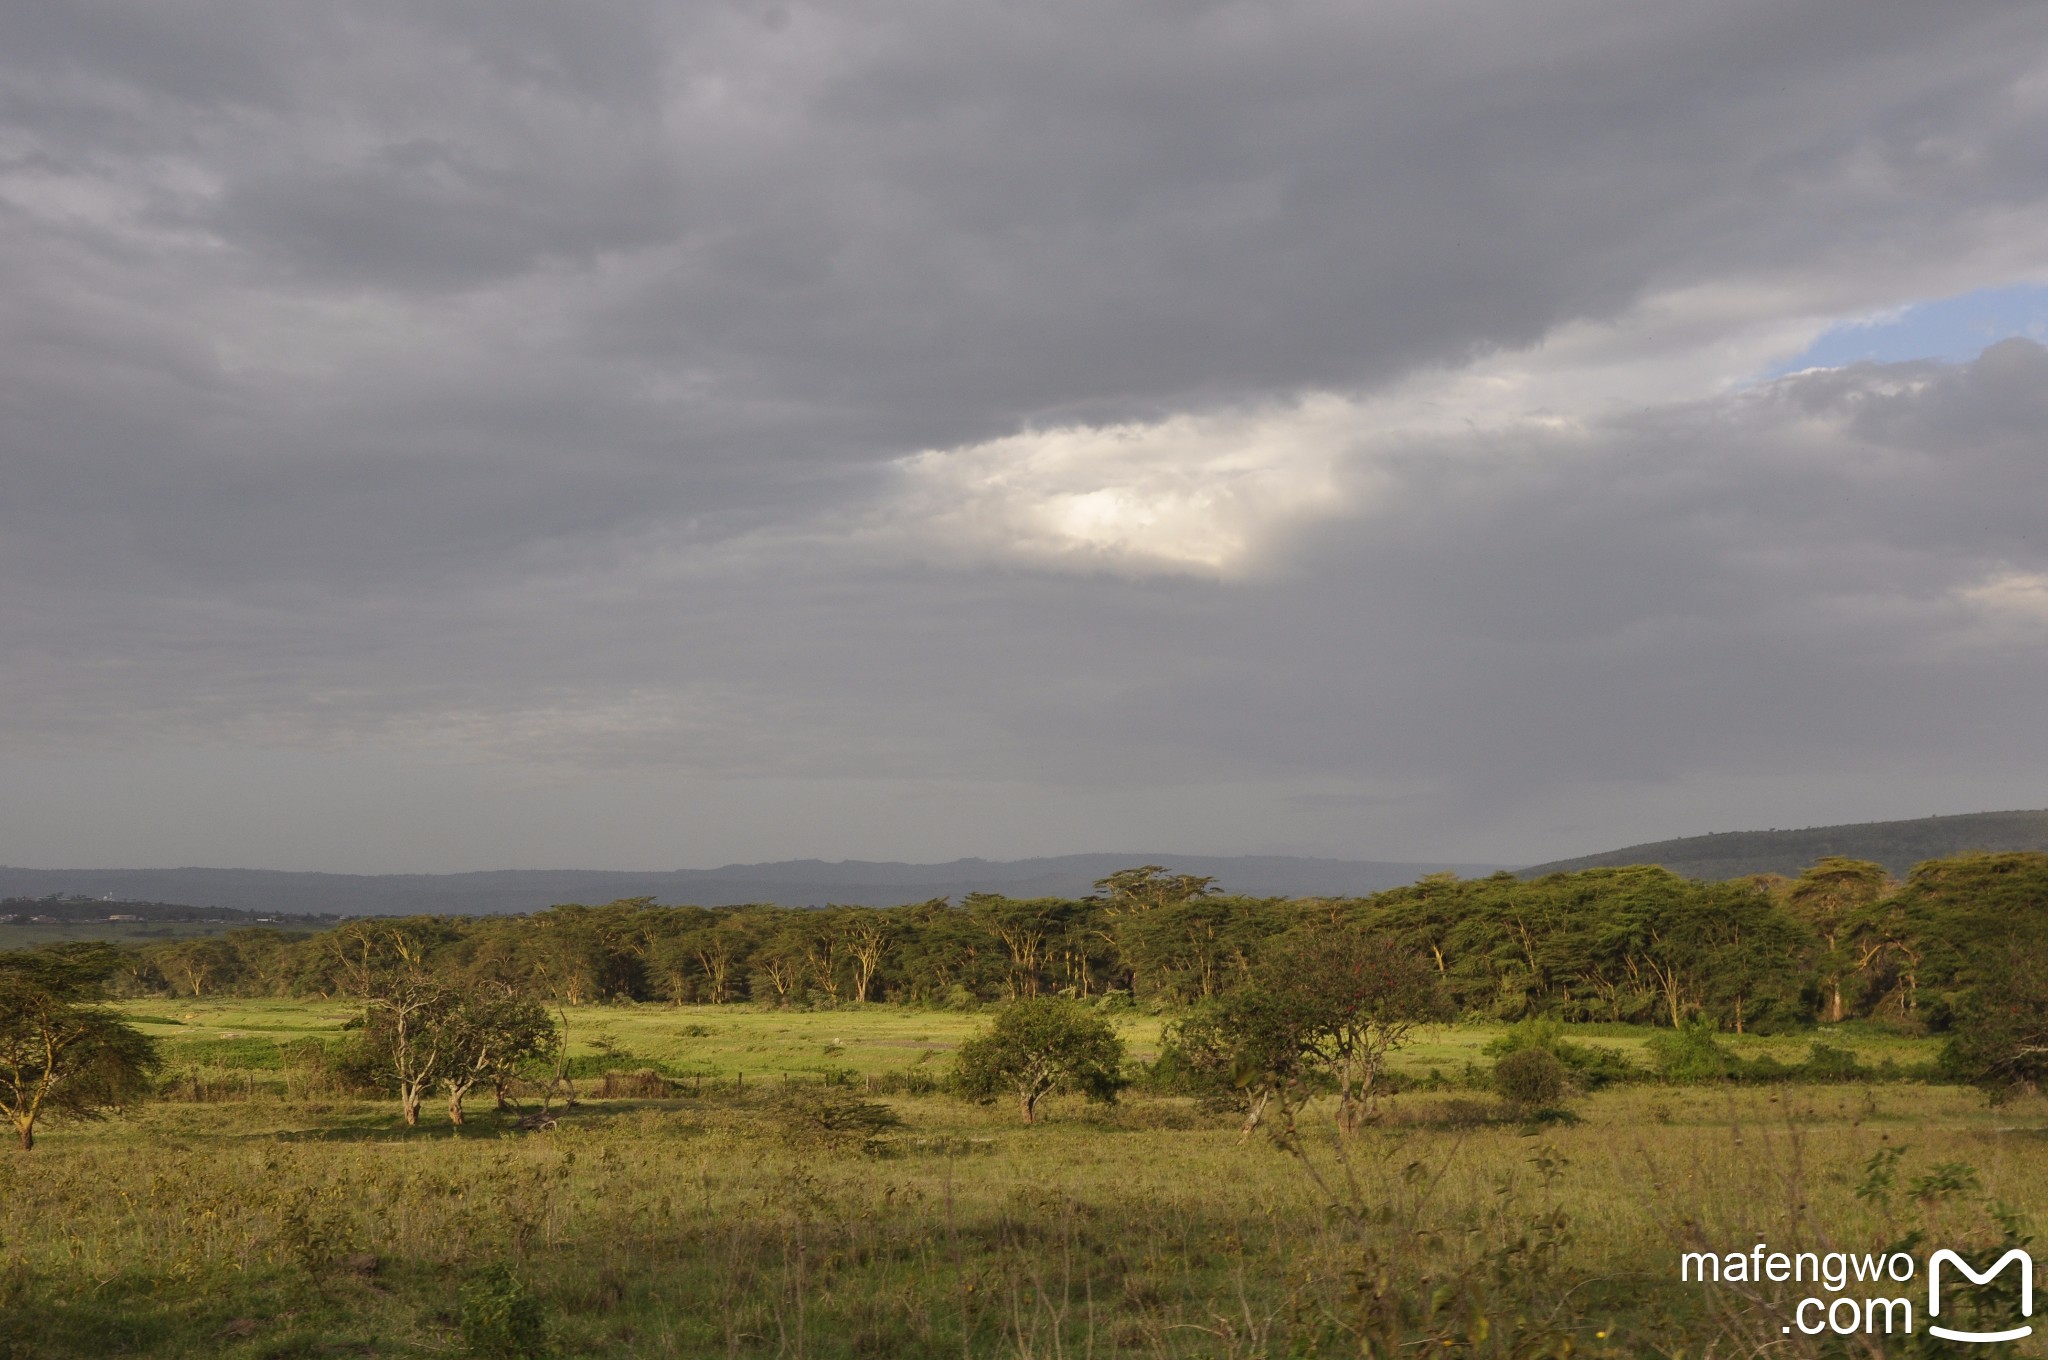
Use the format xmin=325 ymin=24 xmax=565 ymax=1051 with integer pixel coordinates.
xmin=0 ymin=854 xmax=1503 ymax=917
xmin=0 ymin=897 xmax=327 ymax=926
xmin=1520 ymin=809 xmax=2048 ymax=881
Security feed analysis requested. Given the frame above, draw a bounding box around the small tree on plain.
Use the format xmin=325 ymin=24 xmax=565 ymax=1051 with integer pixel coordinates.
xmin=0 ymin=946 xmax=159 ymax=1151
xmin=953 ymin=997 xmax=1125 ymax=1123
xmin=439 ymin=992 xmax=558 ymax=1123
xmin=1493 ymin=1048 xmax=1569 ymax=1111
xmin=1166 ymin=986 xmax=1314 ymax=1140
xmin=1263 ymin=926 xmax=1449 ymax=1133
xmin=1170 ymin=925 xmax=1448 ymax=1140
xmin=365 ymin=972 xmax=453 ymax=1127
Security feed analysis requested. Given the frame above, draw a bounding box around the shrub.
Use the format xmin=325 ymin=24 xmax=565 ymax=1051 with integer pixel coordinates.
xmin=1644 ymin=1021 xmax=1733 ymax=1082
xmin=1798 ymin=1042 xmax=1867 ymax=1082
xmin=1483 ymin=1019 xmax=1638 ymax=1088
xmin=279 ymin=1036 xmax=384 ymax=1098
xmin=459 ymin=1261 xmax=548 ymax=1359
xmin=953 ymin=997 xmax=1125 ymax=1123
xmin=869 ymin=1068 xmax=939 ymax=1096
xmin=766 ymin=1086 xmax=903 ymax=1155
xmin=593 ymin=1069 xmax=677 ymax=1099
xmin=1493 ymin=1048 xmax=1568 ymax=1108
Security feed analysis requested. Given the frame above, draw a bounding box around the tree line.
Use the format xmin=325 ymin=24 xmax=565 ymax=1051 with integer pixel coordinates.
xmin=108 ymin=855 xmax=2048 ymax=1033
xmin=10 ymin=853 xmax=2048 ymax=1149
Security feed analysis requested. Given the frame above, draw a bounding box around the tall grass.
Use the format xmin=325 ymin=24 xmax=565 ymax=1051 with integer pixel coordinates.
xmin=3 ymin=1004 xmax=2039 ymax=1357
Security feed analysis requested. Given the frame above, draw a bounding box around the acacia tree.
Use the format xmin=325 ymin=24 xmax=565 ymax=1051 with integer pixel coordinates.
xmin=843 ymin=914 xmax=893 ymax=1003
xmin=1786 ymin=858 xmax=1888 ymax=1022
xmin=1090 ymin=866 xmax=1219 ymax=915
xmin=953 ymin=997 xmax=1125 ymax=1123
xmin=803 ymin=912 xmax=846 ymax=1006
xmin=1176 ymin=927 xmax=1447 ymax=1140
xmin=755 ymin=927 xmax=809 ymax=1007
xmin=0 ymin=947 xmax=159 ymax=1150
xmin=1943 ymin=943 xmax=2048 ymax=1100
xmin=1167 ymin=985 xmax=1315 ymax=1140
xmin=438 ymin=992 xmax=558 ymax=1123
xmin=967 ymin=895 xmax=1060 ymax=999
xmin=1274 ymin=927 xmax=1448 ymax=1132
xmin=1089 ymin=867 xmax=1220 ymax=998
xmin=366 ymin=973 xmax=453 ymax=1127
xmin=151 ymin=937 xmax=246 ymax=998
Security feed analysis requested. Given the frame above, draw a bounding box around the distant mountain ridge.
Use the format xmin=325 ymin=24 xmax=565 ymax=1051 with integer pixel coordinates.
xmin=0 ymin=853 xmax=1504 ymax=916
xmin=1520 ymin=809 xmax=2048 ymax=881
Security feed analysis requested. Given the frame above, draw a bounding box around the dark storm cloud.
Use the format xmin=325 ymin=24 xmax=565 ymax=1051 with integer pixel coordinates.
xmin=3 ymin=0 xmax=2048 ymax=866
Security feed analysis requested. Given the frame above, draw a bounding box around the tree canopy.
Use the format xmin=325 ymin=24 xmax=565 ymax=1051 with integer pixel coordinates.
xmin=952 ymin=997 xmax=1126 ymax=1123
xmin=0 ymin=945 xmax=159 ymax=1149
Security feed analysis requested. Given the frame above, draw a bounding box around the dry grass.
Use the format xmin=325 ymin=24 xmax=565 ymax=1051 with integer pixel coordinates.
xmin=2 ymin=1004 xmax=2042 ymax=1357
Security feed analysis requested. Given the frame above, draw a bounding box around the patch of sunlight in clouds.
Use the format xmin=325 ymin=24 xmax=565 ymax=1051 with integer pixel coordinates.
xmin=893 ymin=395 xmax=1362 ymax=576
xmin=884 ymin=281 xmax=1852 ymax=579
xmin=1960 ymin=571 xmax=2048 ymax=629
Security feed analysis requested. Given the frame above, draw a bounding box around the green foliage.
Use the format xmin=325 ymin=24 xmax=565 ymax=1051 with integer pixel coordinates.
xmin=1166 ymin=926 xmax=1447 ymax=1138
xmin=1492 ymin=1048 xmax=1568 ymax=1108
xmin=459 ymin=1261 xmax=548 ymax=1359
xmin=0 ymin=946 xmax=160 ymax=1148
xmin=1482 ymin=1020 xmax=1637 ymax=1088
xmin=767 ymin=1085 xmax=905 ymax=1154
xmin=1638 ymin=1024 xmax=1879 ymax=1085
xmin=952 ymin=997 xmax=1125 ymax=1122
xmin=172 ymin=1036 xmax=285 ymax=1070
xmin=1643 ymin=1021 xmax=1732 ymax=1082
xmin=1941 ymin=943 xmax=2048 ymax=1100
xmin=1797 ymin=1042 xmax=1867 ymax=1082
xmin=41 ymin=852 xmax=2048 ymax=1053
xmin=277 ymin=1034 xmax=386 ymax=1096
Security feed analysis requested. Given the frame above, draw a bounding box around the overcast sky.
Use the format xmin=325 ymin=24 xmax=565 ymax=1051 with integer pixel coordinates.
xmin=4 ymin=0 xmax=2047 ymax=873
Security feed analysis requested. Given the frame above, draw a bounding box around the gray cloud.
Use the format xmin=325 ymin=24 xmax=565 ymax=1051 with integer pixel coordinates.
xmin=3 ymin=1 xmax=2047 ymax=869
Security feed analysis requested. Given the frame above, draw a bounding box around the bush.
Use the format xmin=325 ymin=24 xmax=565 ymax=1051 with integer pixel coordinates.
xmin=459 ymin=1261 xmax=547 ymax=1359
xmin=593 ymin=1069 xmax=681 ymax=1098
xmin=279 ymin=1036 xmax=384 ymax=1097
xmin=1483 ymin=1019 xmax=1638 ymax=1088
xmin=1644 ymin=1021 xmax=1733 ymax=1082
xmin=1492 ymin=1048 xmax=1568 ymax=1108
xmin=766 ymin=1086 xmax=904 ymax=1155
xmin=869 ymin=1068 xmax=939 ymax=1096
xmin=1798 ymin=1042 xmax=1867 ymax=1082
xmin=953 ymin=997 xmax=1125 ymax=1123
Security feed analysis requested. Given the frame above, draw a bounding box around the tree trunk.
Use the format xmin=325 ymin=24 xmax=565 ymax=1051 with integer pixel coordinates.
xmin=1238 ymin=1089 xmax=1270 ymax=1143
xmin=402 ymin=1094 xmax=421 ymax=1126
xmin=16 ymin=1124 xmax=32 ymax=1151
xmin=448 ymin=1090 xmax=467 ymax=1124
xmin=1020 ymin=1090 xmax=1037 ymax=1124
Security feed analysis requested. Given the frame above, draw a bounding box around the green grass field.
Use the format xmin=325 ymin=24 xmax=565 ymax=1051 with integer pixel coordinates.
xmin=117 ymin=998 xmax=1936 ymax=1084
xmin=5 ymin=1001 xmax=2042 ymax=1358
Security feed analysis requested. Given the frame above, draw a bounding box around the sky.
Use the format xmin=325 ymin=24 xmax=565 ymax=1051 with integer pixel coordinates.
xmin=3 ymin=0 xmax=2047 ymax=873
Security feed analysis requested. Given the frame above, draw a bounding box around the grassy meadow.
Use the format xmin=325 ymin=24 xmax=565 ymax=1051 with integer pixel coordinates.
xmin=4 ymin=1002 xmax=2044 ymax=1358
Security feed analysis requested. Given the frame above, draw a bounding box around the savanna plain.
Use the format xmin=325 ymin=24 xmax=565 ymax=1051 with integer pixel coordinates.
xmin=6 ymin=1000 xmax=2043 ymax=1360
